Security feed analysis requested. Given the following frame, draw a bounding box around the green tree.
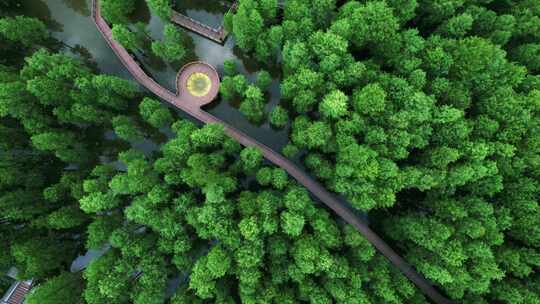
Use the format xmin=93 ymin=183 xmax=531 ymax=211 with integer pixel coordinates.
xmin=26 ymin=272 xmax=84 ymax=304
xmin=255 ymin=70 xmax=272 ymax=90
xmin=435 ymin=13 xmax=474 ymax=38
xmin=0 ymin=16 xmax=47 ymax=46
xmin=233 ymin=75 xmax=248 ymax=96
xmin=239 ymin=85 xmax=266 ymax=123
xmin=112 ymin=115 xmax=145 ymax=142
xmin=269 ymin=105 xmax=288 ymax=128
xmin=511 ymin=43 xmax=540 ymax=73
xmin=101 ymin=0 xmax=136 ymax=24
xmin=151 ymin=24 xmax=191 ymax=63
xmin=240 ymin=146 xmax=263 ymax=173
xmin=11 ymin=237 xmax=76 ymax=279
xmin=146 ymin=0 xmax=172 ymax=20
xmin=139 ymin=97 xmax=173 ymax=129
xmin=223 ymin=60 xmax=237 ymax=76
xmin=190 ymin=123 xmax=225 ymax=149
xmin=319 ymin=89 xmax=348 ymax=119
xmin=219 ymin=76 xmax=237 ymax=101
xmin=282 ymin=143 xmax=299 ymax=158
xmin=291 ymin=118 xmax=332 ymax=149
xmin=112 ymin=24 xmax=141 ymax=52
xmin=352 ymin=83 xmax=386 ymax=115
xmin=86 ymin=215 xmax=122 ymax=249
xmin=31 ymin=131 xmax=89 ymax=163
xmin=231 ymin=0 xmax=265 ymax=52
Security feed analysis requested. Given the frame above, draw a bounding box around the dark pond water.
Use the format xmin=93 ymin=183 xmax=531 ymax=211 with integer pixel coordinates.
xmin=173 ymin=0 xmax=231 ymax=28
xmin=20 ymin=0 xmax=289 ymax=152
xmin=14 ymin=0 xmax=367 ymax=279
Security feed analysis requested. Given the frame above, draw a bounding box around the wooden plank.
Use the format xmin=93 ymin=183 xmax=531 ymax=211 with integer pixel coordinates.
xmin=92 ymin=1 xmax=454 ymax=303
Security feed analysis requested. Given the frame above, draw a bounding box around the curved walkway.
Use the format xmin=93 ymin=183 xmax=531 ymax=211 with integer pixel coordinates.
xmin=92 ymin=1 xmax=452 ymax=303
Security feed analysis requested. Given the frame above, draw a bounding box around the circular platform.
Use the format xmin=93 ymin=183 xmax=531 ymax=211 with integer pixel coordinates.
xmin=176 ymin=62 xmax=220 ymax=107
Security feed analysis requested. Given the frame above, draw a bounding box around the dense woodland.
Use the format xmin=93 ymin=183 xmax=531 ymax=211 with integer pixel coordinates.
xmin=1 ymin=0 xmax=539 ymax=303
xmin=225 ymin=0 xmax=540 ymax=302
xmin=101 ymin=0 xmax=195 ymax=66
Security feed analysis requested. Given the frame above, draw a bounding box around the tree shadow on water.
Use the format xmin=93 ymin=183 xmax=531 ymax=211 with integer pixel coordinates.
xmin=232 ymin=46 xmax=272 ymax=74
xmin=72 ymin=44 xmax=100 ymax=70
xmin=173 ymin=0 xmax=232 ymax=14
xmin=130 ymin=0 xmax=151 ymax=24
xmin=61 ymin=0 xmax=90 ymax=17
xmin=19 ymin=0 xmax=64 ymax=32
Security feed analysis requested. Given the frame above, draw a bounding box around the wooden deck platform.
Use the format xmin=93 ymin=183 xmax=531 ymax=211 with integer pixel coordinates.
xmin=170 ymin=1 xmax=238 ymax=44
xmin=92 ymin=0 xmax=453 ymax=302
xmin=1 ymin=281 xmax=32 ymax=304
xmin=176 ymin=62 xmax=220 ymax=107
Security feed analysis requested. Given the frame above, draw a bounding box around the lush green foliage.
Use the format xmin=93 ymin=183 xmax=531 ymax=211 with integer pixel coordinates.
xmin=139 ymin=97 xmax=174 ymax=129
xmin=1 ymin=14 xmax=421 ymax=301
xmin=0 ymin=12 xmax=160 ymax=302
xmin=26 ymin=272 xmax=84 ymax=304
xmin=2 ymin=1 xmax=540 ymax=303
xmin=220 ymin=69 xmax=272 ymax=123
xmin=0 ymin=38 xmax=142 ymax=283
xmin=229 ymin=0 xmax=540 ymax=302
xmin=269 ymin=105 xmax=289 ymax=128
xmin=226 ymin=0 xmax=282 ymax=62
xmin=101 ymin=0 xmax=136 ymax=24
xmin=106 ymin=1 xmax=193 ymax=66
xmin=146 ymin=0 xmax=172 ymax=20
xmin=151 ymin=24 xmax=190 ymax=63
xmin=112 ymin=24 xmax=141 ymax=52
xmin=79 ymin=120 xmax=428 ymax=303
xmin=0 ymin=16 xmax=47 ymax=46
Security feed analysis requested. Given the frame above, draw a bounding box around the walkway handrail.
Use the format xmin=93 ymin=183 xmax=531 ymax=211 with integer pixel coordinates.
xmin=1 ymin=280 xmax=32 ymax=304
xmin=92 ymin=1 xmax=452 ymax=303
xmin=169 ymin=8 xmax=230 ymax=43
xmin=1 ymin=281 xmax=21 ymax=304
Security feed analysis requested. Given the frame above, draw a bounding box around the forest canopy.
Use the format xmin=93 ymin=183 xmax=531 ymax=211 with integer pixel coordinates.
xmin=225 ymin=0 xmax=540 ymax=302
xmin=1 ymin=0 xmax=540 ymax=303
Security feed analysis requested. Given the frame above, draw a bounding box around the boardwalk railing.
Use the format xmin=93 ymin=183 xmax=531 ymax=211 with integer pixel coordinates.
xmin=1 ymin=280 xmax=32 ymax=304
xmin=92 ymin=0 xmax=453 ymax=303
xmin=169 ymin=1 xmax=238 ymax=44
xmin=171 ymin=11 xmax=225 ymax=43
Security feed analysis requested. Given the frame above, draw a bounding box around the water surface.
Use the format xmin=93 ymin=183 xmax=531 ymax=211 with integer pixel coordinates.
xmin=21 ymin=0 xmax=289 ymax=152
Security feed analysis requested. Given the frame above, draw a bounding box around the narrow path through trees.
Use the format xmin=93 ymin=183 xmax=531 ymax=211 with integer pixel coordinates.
xmin=91 ymin=1 xmax=452 ymax=303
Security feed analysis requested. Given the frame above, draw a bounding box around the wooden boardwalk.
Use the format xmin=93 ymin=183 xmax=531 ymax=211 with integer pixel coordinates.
xmin=92 ymin=1 xmax=452 ymax=303
xmin=170 ymin=2 xmax=237 ymax=43
xmin=171 ymin=11 xmax=225 ymax=43
xmin=176 ymin=62 xmax=220 ymax=107
xmin=1 ymin=281 xmax=32 ymax=304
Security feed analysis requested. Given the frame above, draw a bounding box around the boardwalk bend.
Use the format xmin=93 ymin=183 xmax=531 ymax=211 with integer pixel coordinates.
xmin=92 ymin=1 xmax=452 ymax=303
xmin=176 ymin=61 xmax=220 ymax=106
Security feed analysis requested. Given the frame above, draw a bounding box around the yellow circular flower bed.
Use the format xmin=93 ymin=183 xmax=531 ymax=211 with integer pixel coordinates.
xmin=186 ymin=72 xmax=212 ymax=97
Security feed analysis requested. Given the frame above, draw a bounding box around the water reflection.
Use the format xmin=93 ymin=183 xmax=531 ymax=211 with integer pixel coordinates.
xmin=140 ymin=10 xmax=289 ymax=151
xmin=19 ymin=0 xmax=63 ymax=31
xmin=61 ymin=0 xmax=90 ymax=16
xmin=70 ymin=245 xmax=109 ymax=272
xmin=21 ymin=0 xmax=289 ymax=152
xmin=174 ymin=0 xmax=231 ymax=13
xmin=130 ymin=0 xmax=151 ymax=24
xmin=173 ymin=0 xmax=231 ymax=28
